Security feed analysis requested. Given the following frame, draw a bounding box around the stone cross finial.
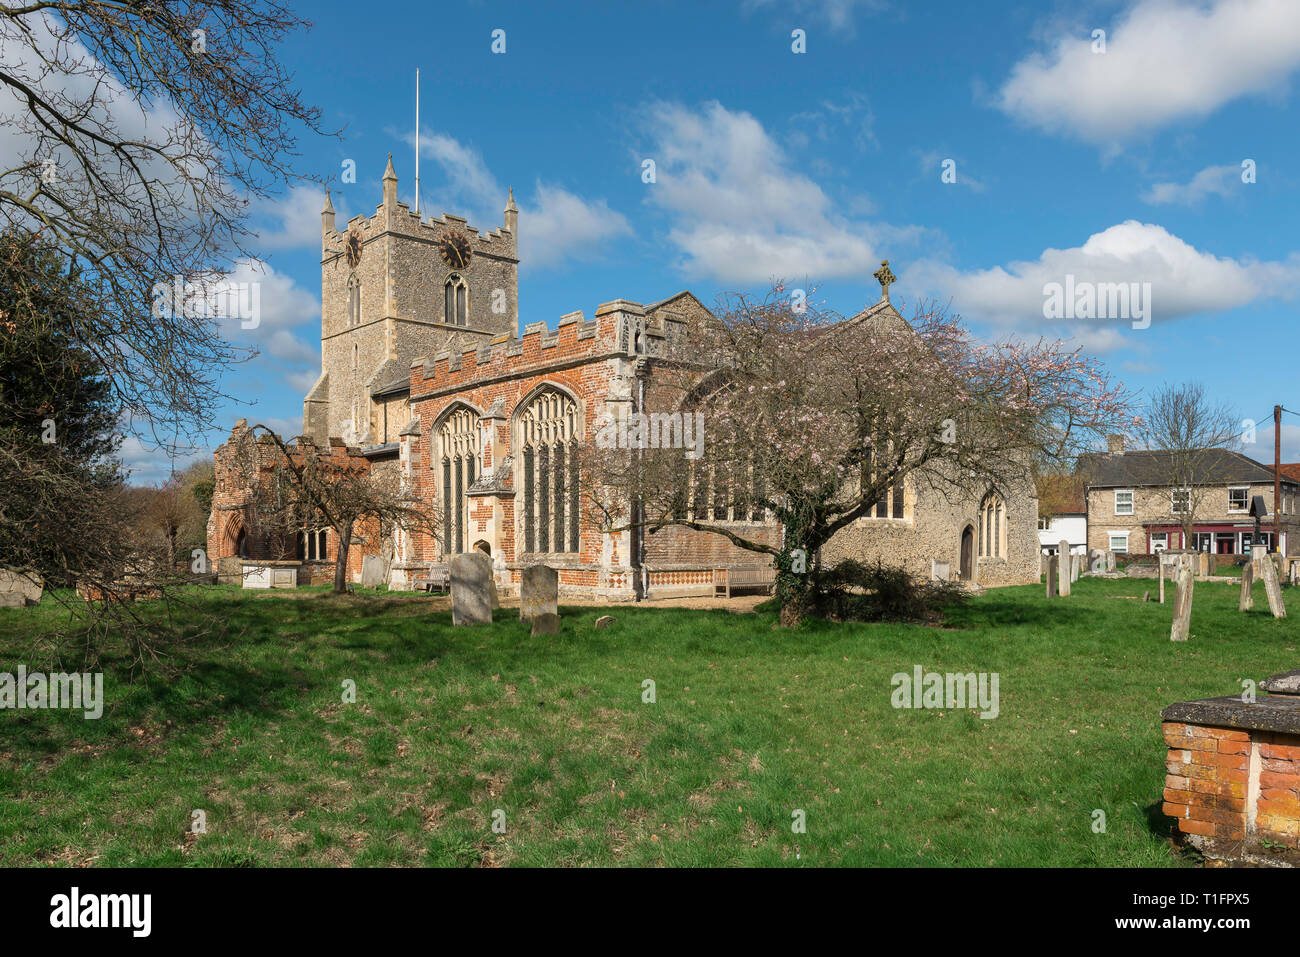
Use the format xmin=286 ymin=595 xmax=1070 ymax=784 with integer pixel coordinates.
xmin=873 ymin=260 xmax=896 ymax=301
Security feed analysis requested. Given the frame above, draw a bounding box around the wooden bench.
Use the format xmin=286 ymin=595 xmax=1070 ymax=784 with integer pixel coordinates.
xmin=412 ymin=566 xmax=450 ymax=594
xmin=713 ymin=566 xmax=776 ymax=599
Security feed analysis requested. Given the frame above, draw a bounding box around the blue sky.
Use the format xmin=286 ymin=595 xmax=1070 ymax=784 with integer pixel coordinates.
xmin=131 ymin=0 xmax=1300 ymax=481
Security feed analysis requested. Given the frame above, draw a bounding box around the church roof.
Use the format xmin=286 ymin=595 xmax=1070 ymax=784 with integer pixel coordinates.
xmin=368 ymin=358 xmax=410 ymax=398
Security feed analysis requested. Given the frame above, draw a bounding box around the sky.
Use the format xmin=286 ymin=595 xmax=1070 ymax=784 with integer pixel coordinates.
xmin=120 ymin=0 xmax=1300 ymax=482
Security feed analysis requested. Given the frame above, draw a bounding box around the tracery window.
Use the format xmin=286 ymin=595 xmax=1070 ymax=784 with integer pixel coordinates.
xmin=437 ymin=407 xmax=479 ymax=556
xmin=978 ymin=492 xmax=1006 ymax=558
xmin=444 ymin=274 xmax=468 ymax=326
xmin=518 ymin=389 xmax=580 ymax=553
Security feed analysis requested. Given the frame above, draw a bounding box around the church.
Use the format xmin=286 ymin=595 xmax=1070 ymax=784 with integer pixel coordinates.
xmin=206 ymin=158 xmax=1040 ymax=598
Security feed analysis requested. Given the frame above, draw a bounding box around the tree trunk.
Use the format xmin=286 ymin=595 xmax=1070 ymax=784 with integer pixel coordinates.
xmin=334 ymin=526 xmax=351 ymax=594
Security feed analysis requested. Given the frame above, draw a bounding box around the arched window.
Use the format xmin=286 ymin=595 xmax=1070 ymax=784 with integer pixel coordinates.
xmin=518 ymin=388 xmax=580 ymax=554
xmin=347 ymin=274 xmax=360 ymax=327
xmin=978 ymin=492 xmax=1007 ymax=559
xmin=444 ymin=274 xmax=468 ymax=326
xmin=437 ymin=407 xmax=479 ymax=557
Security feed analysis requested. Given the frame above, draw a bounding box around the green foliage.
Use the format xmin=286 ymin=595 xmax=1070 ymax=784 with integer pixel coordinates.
xmin=809 ymin=559 xmax=969 ymax=623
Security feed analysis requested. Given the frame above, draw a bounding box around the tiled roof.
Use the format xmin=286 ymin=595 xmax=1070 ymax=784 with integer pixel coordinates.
xmin=1076 ymin=448 xmax=1281 ymax=488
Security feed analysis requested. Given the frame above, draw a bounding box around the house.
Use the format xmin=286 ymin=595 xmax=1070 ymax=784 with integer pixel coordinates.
xmin=1078 ymin=437 xmax=1300 ymax=556
xmin=1035 ymin=474 xmax=1086 ymax=555
xmin=207 ymin=158 xmax=1041 ymax=596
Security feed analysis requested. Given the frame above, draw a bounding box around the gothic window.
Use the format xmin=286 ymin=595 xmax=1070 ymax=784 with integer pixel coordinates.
xmin=979 ymin=492 xmax=1006 ymax=559
xmin=347 ymin=274 xmax=360 ymax=327
xmin=436 ymin=407 xmax=480 ymax=557
xmin=298 ymin=528 xmax=328 ymax=561
xmin=444 ymin=274 xmax=468 ymax=326
xmin=859 ymin=445 xmax=907 ymax=520
xmin=518 ymin=388 xmax=580 ymax=554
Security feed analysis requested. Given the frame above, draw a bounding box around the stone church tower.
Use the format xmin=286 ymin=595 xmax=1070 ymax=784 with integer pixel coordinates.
xmin=304 ymin=155 xmax=520 ymax=446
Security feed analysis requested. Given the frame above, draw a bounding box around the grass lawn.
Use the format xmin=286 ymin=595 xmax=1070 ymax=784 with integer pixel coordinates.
xmin=0 ymin=577 xmax=1296 ymax=867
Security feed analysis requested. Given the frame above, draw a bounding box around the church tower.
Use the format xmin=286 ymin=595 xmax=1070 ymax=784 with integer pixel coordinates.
xmin=304 ymin=157 xmax=520 ymax=445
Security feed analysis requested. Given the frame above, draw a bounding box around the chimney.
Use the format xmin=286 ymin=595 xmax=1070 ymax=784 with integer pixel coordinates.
xmin=1107 ymin=434 xmax=1125 ymax=454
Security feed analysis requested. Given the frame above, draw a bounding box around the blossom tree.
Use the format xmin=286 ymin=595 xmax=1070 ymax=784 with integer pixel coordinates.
xmin=585 ymin=284 xmax=1134 ymax=625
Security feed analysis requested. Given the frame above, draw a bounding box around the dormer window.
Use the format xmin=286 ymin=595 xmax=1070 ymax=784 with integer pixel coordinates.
xmin=444 ymin=274 xmax=468 ymax=326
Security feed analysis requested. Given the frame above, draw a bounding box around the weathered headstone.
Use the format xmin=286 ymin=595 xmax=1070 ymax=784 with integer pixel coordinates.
xmin=1046 ymin=555 xmax=1059 ymax=598
xmin=1058 ymin=542 xmax=1070 ymax=597
xmin=1239 ymin=561 xmax=1254 ymax=612
xmin=1157 ymin=557 xmax=1165 ymax=604
xmin=594 ymin=615 xmax=616 ymax=629
xmin=0 ymin=568 xmax=42 ymax=608
xmin=450 ymin=552 xmax=494 ymax=625
xmin=931 ymin=559 xmax=950 ymax=582
xmin=1041 ymin=554 xmax=1050 ymax=579
xmin=360 ymin=554 xmax=386 ymax=588
xmin=1170 ymin=563 xmax=1194 ymax=641
xmin=1106 ymin=551 xmax=1116 ymax=573
xmin=1070 ymin=552 xmax=1080 ymax=583
xmin=520 ymin=564 xmax=558 ymax=621
xmin=530 ymin=612 xmax=561 ymax=636
xmin=1259 ymin=553 xmax=1287 ymax=619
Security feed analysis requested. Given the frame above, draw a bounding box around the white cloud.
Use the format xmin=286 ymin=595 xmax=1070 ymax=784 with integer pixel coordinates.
xmin=639 ymin=100 xmax=891 ymax=283
xmin=995 ymin=0 xmax=1300 ymax=147
xmin=906 ymin=220 xmax=1300 ymax=340
xmin=402 ymin=127 xmax=629 ymax=271
xmin=1245 ymin=422 xmax=1300 ymax=463
xmin=252 ymin=184 xmax=349 ymax=252
xmin=218 ymin=258 xmax=320 ymax=363
xmin=1141 ymin=164 xmax=1242 ymax=205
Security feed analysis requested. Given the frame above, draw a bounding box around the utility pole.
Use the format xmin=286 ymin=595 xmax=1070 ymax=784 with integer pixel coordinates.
xmin=1274 ymin=404 xmax=1282 ymax=553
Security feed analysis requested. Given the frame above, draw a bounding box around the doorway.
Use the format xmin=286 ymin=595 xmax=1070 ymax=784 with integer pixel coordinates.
xmin=959 ymin=525 xmax=974 ymax=581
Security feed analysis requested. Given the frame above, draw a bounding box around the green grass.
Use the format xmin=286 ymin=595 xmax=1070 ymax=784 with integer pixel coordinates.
xmin=0 ymin=577 xmax=1296 ymax=867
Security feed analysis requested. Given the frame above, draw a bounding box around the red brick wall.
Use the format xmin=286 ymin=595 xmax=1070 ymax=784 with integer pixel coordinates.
xmin=1162 ymin=720 xmax=1300 ymax=848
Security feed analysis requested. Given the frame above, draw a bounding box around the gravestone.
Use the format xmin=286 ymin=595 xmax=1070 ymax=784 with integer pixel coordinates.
xmin=1259 ymin=554 xmax=1286 ymax=619
xmin=1106 ymin=551 xmax=1116 ymax=573
xmin=520 ymin=564 xmax=558 ymax=621
xmin=1239 ymin=561 xmax=1254 ymax=612
xmin=450 ymin=552 xmax=494 ymax=626
xmin=1058 ymin=541 xmax=1070 ymax=597
xmin=1070 ymin=553 xmax=1080 ymax=583
xmin=1158 ymin=558 xmax=1165 ymax=604
xmin=360 ymin=554 xmax=386 ymax=588
xmin=1170 ymin=563 xmax=1194 ymax=641
xmin=0 ymin=568 xmax=42 ymax=608
xmin=530 ymin=612 xmax=561 ymax=637
xmin=594 ymin=615 xmax=616 ymax=629
xmin=1046 ymin=555 xmax=1059 ymax=598
xmin=1041 ymin=554 xmax=1050 ymax=579
xmin=931 ymin=559 xmax=950 ymax=582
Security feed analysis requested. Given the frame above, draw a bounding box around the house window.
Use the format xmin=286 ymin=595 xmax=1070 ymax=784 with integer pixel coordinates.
xmin=437 ymin=407 xmax=479 ymax=557
xmin=518 ymin=388 xmax=580 ymax=554
xmin=1114 ymin=489 xmax=1133 ymax=515
xmin=299 ymin=528 xmax=328 ymax=561
xmin=1228 ymin=487 xmax=1248 ymax=512
xmin=347 ymin=274 xmax=360 ymax=327
xmin=1171 ymin=488 xmax=1191 ymax=514
xmin=1149 ymin=532 xmax=1167 ymax=553
xmin=978 ymin=492 xmax=1006 ymax=559
xmin=444 ymin=274 xmax=468 ymax=326
xmin=1109 ymin=532 xmax=1129 ymax=554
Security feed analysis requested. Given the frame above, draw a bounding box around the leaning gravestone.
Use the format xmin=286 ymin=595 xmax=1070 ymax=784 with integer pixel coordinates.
xmin=1259 ymin=554 xmax=1287 ymax=619
xmin=1070 ymin=552 xmax=1080 ymax=583
xmin=1106 ymin=551 xmax=1116 ymax=573
xmin=1046 ymin=555 xmax=1058 ymax=598
xmin=530 ymin=612 xmax=561 ymax=637
xmin=1239 ymin=561 xmax=1254 ymax=612
xmin=1170 ymin=562 xmax=1194 ymax=641
xmin=450 ymin=552 xmax=494 ymax=626
xmin=360 ymin=554 xmax=386 ymax=588
xmin=1058 ymin=541 xmax=1071 ymax=597
xmin=520 ymin=564 xmax=558 ymax=622
xmin=0 ymin=568 xmax=42 ymax=608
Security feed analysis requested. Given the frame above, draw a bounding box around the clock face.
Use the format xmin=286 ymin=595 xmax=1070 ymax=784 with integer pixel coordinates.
xmin=344 ymin=230 xmax=363 ymax=268
xmin=439 ymin=231 xmax=472 ymax=269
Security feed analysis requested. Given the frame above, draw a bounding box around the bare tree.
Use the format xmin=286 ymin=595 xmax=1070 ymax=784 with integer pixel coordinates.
xmin=231 ymin=426 xmax=440 ymax=594
xmin=0 ymin=2 xmax=330 ymax=444
xmin=1131 ymin=382 xmax=1242 ymax=547
xmin=584 ymin=286 xmax=1133 ymax=625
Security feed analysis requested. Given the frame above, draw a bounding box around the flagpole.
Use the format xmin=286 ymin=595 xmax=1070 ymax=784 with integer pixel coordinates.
xmin=414 ymin=68 xmax=421 ymax=216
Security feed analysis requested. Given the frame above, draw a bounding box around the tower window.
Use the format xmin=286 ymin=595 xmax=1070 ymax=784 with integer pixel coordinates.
xmin=444 ymin=274 xmax=468 ymax=326
xmin=347 ymin=274 xmax=361 ymax=327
